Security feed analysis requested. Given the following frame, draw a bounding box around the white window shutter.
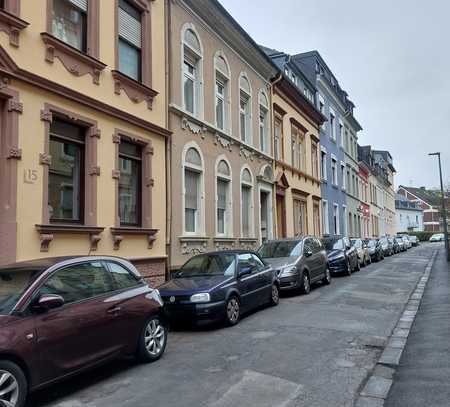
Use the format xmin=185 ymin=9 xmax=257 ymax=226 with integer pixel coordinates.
xmin=68 ymin=0 xmax=88 ymax=11
xmin=118 ymin=7 xmax=142 ymax=48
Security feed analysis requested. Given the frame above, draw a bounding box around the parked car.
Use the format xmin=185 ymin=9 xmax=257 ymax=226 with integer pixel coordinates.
xmin=429 ymin=233 xmax=445 ymax=242
xmin=378 ymin=237 xmax=393 ymax=256
xmin=395 ymin=236 xmax=406 ymax=252
xmin=391 ymin=237 xmax=400 ymax=254
xmin=409 ymin=235 xmax=419 ymax=247
xmin=322 ymin=237 xmax=359 ymax=276
xmin=159 ymin=251 xmax=279 ymax=327
xmin=402 ymin=235 xmax=412 ymax=249
xmin=366 ymin=239 xmax=384 ymax=261
xmin=351 ymin=238 xmax=371 ymax=267
xmin=0 ymin=256 xmax=166 ymax=407
xmin=258 ymin=237 xmax=331 ymax=295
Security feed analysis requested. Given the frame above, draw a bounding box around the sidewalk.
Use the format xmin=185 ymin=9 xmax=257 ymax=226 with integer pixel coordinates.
xmin=385 ymin=246 xmax=450 ymax=407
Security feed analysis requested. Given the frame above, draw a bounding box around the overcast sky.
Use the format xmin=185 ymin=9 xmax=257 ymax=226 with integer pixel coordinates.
xmin=220 ymin=0 xmax=450 ymax=190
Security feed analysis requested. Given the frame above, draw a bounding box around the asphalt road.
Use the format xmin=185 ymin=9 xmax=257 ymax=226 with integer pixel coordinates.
xmin=30 ymin=244 xmax=437 ymax=407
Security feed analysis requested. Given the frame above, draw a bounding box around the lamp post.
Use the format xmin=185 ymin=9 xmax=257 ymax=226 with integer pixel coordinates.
xmin=429 ymin=152 xmax=450 ymax=261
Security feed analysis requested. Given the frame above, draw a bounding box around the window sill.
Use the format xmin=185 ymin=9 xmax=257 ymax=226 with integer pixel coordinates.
xmin=0 ymin=9 xmax=28 ymax=47
xmin=111 ymin=70 xmax=158 ymax=110
xmin=35 ymin=224 xmax=105 ymax=252
xmin=110 ymin=227 xmax=158 ymax=250
xmin=41 ymin=33 xmax=107 ymax=84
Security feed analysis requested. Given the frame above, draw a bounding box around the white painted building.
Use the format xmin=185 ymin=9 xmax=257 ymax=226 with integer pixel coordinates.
xmin=395 ymin=194 xmax=424 ymax=233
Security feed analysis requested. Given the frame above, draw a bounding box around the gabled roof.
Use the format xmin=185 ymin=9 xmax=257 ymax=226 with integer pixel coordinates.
xmin=398 ymin=186 xmax=442 ymax=207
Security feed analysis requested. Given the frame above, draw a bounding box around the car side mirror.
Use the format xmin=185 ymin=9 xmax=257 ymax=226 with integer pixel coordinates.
xmin=238 ymin=266 xmax=252 ymax=278
xmin=304 ymin=249 xmax=313 ymax=257
xmin=35 ymin=294 xmax=64 ymax=311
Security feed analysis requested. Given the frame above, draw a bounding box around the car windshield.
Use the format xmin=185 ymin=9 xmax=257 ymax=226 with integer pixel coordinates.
xmin=322 ymin=239 xmax=343 ymax=251
xmin=258 ymin=241 xmax=302 ymax=258
xmin=396 ymin=238 xmax=403 ymax=242
xmin=0 ymin=268 xmax=40 ymax=315
xmin=379 ymin=238 xmax=387 ymax=244
xmin=174 ymin=254 xmax=236 ymax=278
xmin=351 ymin=239 xmax=362 ymax=248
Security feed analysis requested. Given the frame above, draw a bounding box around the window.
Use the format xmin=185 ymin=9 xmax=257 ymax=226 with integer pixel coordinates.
xmin=347 ymin=169 xmax=351 ymax=194
xmin=322 ymin=200 xmax=329 ymax=235
xmin=331 ymin=159 xmax=338 ymax=185
xmin=274 ymin=117 xmax=282 ymax=161
xmin=119 ymin=141 xmax=142 ymax=226
xmin=341 ymin=164 xmax=346 ymax=189
xmin=118 ymin=0 xmax=142 ymax=81
xmin=216 ymin=159 xmax=231 ymax=236
xmin=259 ymin=91 xmax=269 ymax=153
xmin=297 ymin=131 xmax=305 ymax=171
xmin=184 ymin=147 xmax=203 ymax=234
xmin=39 ymin=262 xmax=113 ymax=304
xmin=215 ymin=54 xmax=230 ymax=131
xmin=329 ymin=111 xmax=335 ymax=140
xmin=321 ymin=150 xmax=327 ymax=180
xmin=183 ymin=28 xmax=202 ymax=116
xmin=107 ymin=262 xmax=141 ymax=290
xmin=339 ymin=121 xmax=344 ymax=147
xmin=239 ymin=75 xmax=251 ymax=143
xmin=241 ymin=168 xmax=253 ymax=238
xmin=333 ymin=204 xmax=340 ymax=235
xmin=52 ymin=0 xmax=87 ymax=52
xmin=48 ymin=119 xmax=85 ymax=223
xmin=342 ymin=206 xmax=347 ymax=235
xmin=293 ymin=198 xmax=307 ymax=236
xmin=313 ymin=202 xmax=321 ymax=236
xmin=311 ymin=141 xmax=319 ymax=178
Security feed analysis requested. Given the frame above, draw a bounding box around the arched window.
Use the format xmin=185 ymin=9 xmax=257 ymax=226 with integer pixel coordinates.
xmin=216 ymin=158 xmax=232 ymax=236
xmin=258 ymin=90 xmax=269 ymax=153
xmin=183 ymin=145 xmax=204 ymax=234
xmin=241 ymin=167 xmax=254 ymax=237
xmin=239 ymin=73 xmax=252 ymax=144
xmin=214 ymin=52 xmax=231 ymax=132
xmin=182 ymin=25 xmax=203 ymax=117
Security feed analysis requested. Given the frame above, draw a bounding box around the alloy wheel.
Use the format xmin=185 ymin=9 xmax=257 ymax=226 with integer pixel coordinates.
xmin=271 ymin=284 xmax=280 ymax=305
xmin=0 ymin=370 xmax=19 ymax=407
xmin=144 ymin=318 xmax=165 ymax=357
xmin=303 ymin=274 xmax=310 ymax=293
xmin=227 ymin=297 xmax=240 ymax=323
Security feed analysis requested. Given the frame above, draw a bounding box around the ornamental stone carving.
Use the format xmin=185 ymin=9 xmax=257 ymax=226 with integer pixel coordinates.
xmin=239 ymin=146 xmax=254 ymax=161
xmin=39 ymin=153 xmax=52 ymax=166
xmin=214 ymin=134 xmax=233 ymax=151
xmin=7 ymin=147 xmax=22 ymax=159
xmin=180 ymin=238 xmax=209 ymax=255
xmin=181 ymin=117 xmax=207 ymax=138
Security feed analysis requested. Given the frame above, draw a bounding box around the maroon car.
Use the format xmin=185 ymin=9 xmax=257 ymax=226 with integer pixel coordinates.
xmin=0 ymin=256 xmax=167 ymax=407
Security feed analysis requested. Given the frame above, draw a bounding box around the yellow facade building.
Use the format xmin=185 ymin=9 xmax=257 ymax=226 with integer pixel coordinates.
xmin=0 ymin=0 xmax=170 ymax=284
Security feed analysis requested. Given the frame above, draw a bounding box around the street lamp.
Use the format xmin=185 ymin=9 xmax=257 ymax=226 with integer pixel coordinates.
xmin=429 ymin=152 xmax=450 ymax=261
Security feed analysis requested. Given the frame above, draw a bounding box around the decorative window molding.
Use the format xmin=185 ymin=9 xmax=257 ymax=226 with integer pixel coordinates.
xmin=215 ymin=154 xmax=233 ymax=238
xmin=111 ymin=128 xmax=156 ymax=249
xmin=111 ymin=70 xmax=158 ymax=109
xmin=258 ymin=89 xmax=269 ymax=154
xmin=214 ymin=50 xmax=231 ymax=134
xmin=0 ymin=80 xmax=22 ymax=265
xmin=179 ymin=235 xmax=209 ymax=255
xmin=38 ymin=104 xmax=100 ymax=241
xmin=0 ymin=4 xmax=28 ymax=47
xmin=238 ymin=72 xmax=252 ymax=145
xmin=43 ymin=0 xmax=104 ymax=83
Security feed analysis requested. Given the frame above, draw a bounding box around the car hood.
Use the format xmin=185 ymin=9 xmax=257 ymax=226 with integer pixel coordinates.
xmin=327 ymin=249 xmax=344 ymax=258
xmin=262 ymin=257 xmax=297 ymax=270
xmin=159 ymin=275 xmax=231 ymax=294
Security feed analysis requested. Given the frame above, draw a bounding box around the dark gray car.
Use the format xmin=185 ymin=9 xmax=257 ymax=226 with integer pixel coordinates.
xmin=257 ymin=237 xmax=331 ymax=295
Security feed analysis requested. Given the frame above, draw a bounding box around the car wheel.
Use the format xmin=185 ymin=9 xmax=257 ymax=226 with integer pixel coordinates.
xmin=137 ymin=316 xmax=167 ymax=363
xmin=270 ymin=284 xmax=280 ymax=306
xmin=346 ymin=260 xmax=352 ymax=276
xmin=322 ymin=267 xmax=331 ymax=285
xmin=355 ymin=259 xmax=361 ymax=272
xmin=0 ymin=361 xmax=27 ymax=407
xmin=225 ymin=296 xmax=240 ymax=326
xmin=300 ymin=272 xmax=311 ymax=294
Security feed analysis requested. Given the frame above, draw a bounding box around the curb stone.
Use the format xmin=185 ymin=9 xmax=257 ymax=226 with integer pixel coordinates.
xmin=353 ymin=249 xmax=439 ymax=407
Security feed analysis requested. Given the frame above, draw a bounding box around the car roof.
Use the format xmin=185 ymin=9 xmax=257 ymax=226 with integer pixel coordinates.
xmin=262 ymin=237 xmax=307 ymax=243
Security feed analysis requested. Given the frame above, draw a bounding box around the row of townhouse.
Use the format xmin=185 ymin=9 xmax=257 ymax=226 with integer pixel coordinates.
xmin=0 ymin=0 xmax=397 ymax=282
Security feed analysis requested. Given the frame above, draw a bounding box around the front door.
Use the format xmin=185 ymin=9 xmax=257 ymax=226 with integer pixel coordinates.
xmin=34 ymin=261 xmax=122 ymax=383
xmin=260 ymin=190 xmax=269 ymax=243
xmin=276 ymin=194 xmax=286 ymax=238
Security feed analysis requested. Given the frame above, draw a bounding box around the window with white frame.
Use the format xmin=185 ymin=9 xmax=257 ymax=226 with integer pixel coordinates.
xmin=341 ymin=163 xmax=346 ymax=189
xmin=239 ymin=74 xmax=251 ymax=143
xmin=321 ymin=150 xmax=327 ymax=180
xmin=339 ymin=120 xmax=344 ymax=147
xmin=331 ymin=158 xmax=338 ymax=185
xmin=342 ymin=206 xmax=347 ymax=235
xmin=214 ymin=54 xmax=230 ymax=131
xmin=216 ymin=159 xmax=231 ymax=236
xmin=329 ymin=110 xmax=336 ymax=140
xmin=241 ymin=168 xmax=253 ymax=237
xmin=274 ymin=116 xmax=282 ymax=161
xmin=333 ymin=204 xmax=340 ymax=235
xmin=322 ymin=200 xmax=329 ymax=235
xmin=258 ymin=91 xmax=269 ymax=153
xmin=182 ymin=28 xmax=202 ymax=116
xmin=184 ymin=146 xmax=203 ymax=234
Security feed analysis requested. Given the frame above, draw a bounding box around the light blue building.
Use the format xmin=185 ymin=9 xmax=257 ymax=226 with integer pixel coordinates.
xmin=293 ymin=51 xmax=361 ymax=237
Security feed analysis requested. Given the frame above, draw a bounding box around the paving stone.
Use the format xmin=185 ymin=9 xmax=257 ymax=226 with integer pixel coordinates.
xmin=361 ymin=375 xmax=393 ymax=399
xmin=379 ymin=347 xmax=403 ymax=366
xmin=373 ymin=364 xmax=396 ymax=380
xmin=387 ymin=337 xmax=407 ymax=349
xmin=355 ymin=396 xmax=385 ymax=407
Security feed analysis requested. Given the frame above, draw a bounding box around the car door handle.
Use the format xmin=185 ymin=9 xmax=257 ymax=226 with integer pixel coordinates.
xmin=107 ymin=306 xmax=122 ymax=315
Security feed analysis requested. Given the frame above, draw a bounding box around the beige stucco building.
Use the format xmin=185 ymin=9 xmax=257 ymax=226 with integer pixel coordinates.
xmin=166 ymin=0 xmax=278 ymax=269
xmin=271 ymin=76 xmax=324 ymax=238
xmin=0 ymin=0 xmax=170 ymax=284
